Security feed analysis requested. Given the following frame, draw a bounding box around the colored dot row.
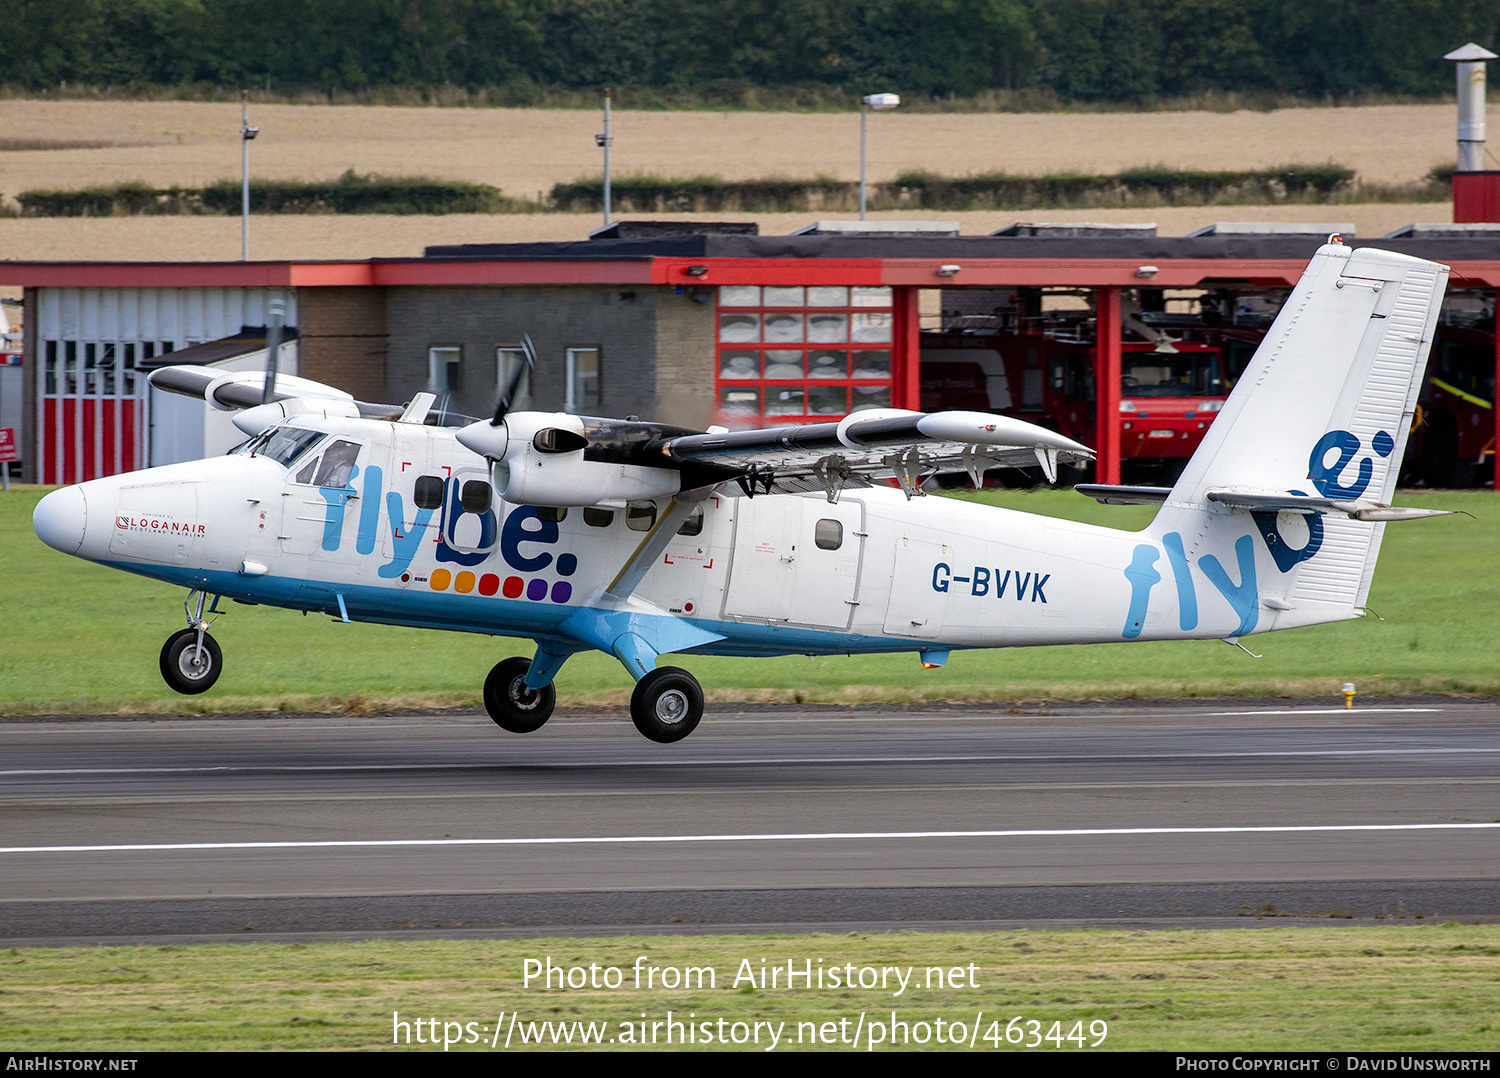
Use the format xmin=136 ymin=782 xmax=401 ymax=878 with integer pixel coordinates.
xmin=428 ymin=568 xmax=572 ymax=604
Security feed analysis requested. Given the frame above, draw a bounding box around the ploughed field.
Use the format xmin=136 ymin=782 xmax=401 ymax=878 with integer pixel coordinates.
xmin=0 ymin=99 xmax=1460 ymax=265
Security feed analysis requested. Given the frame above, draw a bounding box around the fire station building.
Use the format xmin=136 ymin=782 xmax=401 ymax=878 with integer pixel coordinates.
xmin=4 ymin=220 xmax=1498 ymax=489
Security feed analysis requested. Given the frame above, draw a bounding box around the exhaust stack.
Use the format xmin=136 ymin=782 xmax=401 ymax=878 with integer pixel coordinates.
xmin=1446 ymin=42 xmax=1497 ymax=172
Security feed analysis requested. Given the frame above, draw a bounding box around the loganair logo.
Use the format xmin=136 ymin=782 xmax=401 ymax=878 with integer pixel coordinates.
xmin=1117 ymin=427 xmax=1396 ymax=639
xmin=307 ymin=464 xmax=579 ymax=604
xmin=116 ymin=514 xmax=207 ymax=537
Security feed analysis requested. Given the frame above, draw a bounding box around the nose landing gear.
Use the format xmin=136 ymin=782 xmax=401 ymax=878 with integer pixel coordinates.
xmin=160 ymin=628 xmax=223 ymax=694
xmin=159 ymin=589 xmax=223 ymax=695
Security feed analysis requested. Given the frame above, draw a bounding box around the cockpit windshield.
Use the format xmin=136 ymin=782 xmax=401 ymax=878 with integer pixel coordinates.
xmin=232 ymin=426 xmax=326 ymax=468
xmin=1121 ymin=352 xmax=1224 ymax=398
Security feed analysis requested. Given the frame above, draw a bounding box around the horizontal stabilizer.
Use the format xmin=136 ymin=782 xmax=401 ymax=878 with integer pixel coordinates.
xmin=1075 ymin=484 xmax=1172 ymax=505
xmin=1205 ymin=490 xmax=1452 ymax=522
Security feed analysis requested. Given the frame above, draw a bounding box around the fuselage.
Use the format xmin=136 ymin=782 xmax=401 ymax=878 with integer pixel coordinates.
xmin=33 ymin=413 xmax=1348 ymax=660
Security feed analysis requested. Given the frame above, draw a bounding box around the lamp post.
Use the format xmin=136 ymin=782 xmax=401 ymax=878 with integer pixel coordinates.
xmin=859 ymin=92 xmax=900 ymax=220
xmin=240 ymin=90 xmax=259 ymax=261
xmin=595 ymin=88 xmax=613 ymax=227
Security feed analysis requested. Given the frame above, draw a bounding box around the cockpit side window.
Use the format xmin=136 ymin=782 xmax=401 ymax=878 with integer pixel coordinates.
xmin=310 ymin=440 xmax=362 ymax=487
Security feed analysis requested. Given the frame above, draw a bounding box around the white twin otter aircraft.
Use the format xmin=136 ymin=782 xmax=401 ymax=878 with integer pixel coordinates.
xmin=33 ymin=242 xmax=1452 ymax=742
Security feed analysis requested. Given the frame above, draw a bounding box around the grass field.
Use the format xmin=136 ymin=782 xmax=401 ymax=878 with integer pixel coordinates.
xmin=2 ymin=927 xmax=1497 ymax=1051
xmin=2 ymin=485 xmax=1494 ymax=715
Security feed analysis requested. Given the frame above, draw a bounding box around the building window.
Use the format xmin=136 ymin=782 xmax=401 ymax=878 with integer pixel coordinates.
xmin=566 ymin=347 xmax=600 ymax=413
xmin=496 ymin=345 xmax=532 ymax=411
xmin=428 ymin=346 xmax=462 ymax=403
xmin=715 ymin=285 xmax=894 ymax=426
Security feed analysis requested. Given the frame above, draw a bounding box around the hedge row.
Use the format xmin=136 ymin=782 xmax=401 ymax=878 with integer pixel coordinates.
xmin=16 ymin=171 xmax=516 ymax=217
xmin=18 ymin=165 xmax=1446 ymax=217
xmin=551 ymin=164 xmax=1437 ymax=214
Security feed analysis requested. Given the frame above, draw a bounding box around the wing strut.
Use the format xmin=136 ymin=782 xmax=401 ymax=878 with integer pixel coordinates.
xmin=604 ymin=486 xmax=718 ymax=601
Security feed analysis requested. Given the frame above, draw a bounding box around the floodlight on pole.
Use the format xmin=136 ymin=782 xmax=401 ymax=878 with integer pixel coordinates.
xmin=240 ymin=90 xmax=259 ymax=261
xmin=595 ymin=88 xmax=613 ymax=227
xmin=859 ymin=93 xmax=899 ymax=221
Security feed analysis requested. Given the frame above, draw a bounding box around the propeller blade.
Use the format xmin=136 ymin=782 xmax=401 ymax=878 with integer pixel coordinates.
xmin=491 ymin=334 xmax=537 ymax=425
xmin=261 ymin=300 xmax=286 ymax=406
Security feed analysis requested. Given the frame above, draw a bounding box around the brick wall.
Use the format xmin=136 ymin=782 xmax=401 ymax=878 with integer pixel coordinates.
xmin=653 ymin=285 xmax=715 ymax=428
xmin=384 ymin=285 xmax=669 ymax=420
xmin=297 ymin=287 xmax=388 ymax=403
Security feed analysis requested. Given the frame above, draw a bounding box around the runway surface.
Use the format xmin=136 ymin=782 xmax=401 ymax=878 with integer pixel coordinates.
xmin=1 ymin=700 xmax=1497 ymax=942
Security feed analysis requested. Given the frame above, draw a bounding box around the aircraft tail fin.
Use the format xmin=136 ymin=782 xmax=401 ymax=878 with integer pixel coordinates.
xmin=1153 ymin=241 xmax=1448 ymax=621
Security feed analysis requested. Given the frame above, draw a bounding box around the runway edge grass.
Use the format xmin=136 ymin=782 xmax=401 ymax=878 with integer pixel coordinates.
xmin=0 ymin=927 xmax=1498 ymax=1051
xmin=3 ymin=486 xmax=1496 ymax=714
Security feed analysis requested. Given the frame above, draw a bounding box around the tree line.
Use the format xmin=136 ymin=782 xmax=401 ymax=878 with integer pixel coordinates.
xmin=5 ymin=0 xmax=1498 ymax=104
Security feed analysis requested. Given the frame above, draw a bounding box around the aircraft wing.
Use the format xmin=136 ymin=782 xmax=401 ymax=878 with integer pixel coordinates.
xmin=661 ymin=409 xmax=1093 ymax=497
xmin=148 ymin=365 xmax=403 ymax=419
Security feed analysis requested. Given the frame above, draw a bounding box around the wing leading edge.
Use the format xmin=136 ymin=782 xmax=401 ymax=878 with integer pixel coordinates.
xmin=661 ymin=409 xmax=1093 ymax=500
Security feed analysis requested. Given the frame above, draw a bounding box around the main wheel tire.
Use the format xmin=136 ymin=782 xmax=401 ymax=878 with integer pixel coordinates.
xmin=159 ymin=629 xmax=223 ymax=695
xmin=630 ymin=667 xmax=704 ymax=743
xmin=483 ymin=657 xmax=556 ymax=733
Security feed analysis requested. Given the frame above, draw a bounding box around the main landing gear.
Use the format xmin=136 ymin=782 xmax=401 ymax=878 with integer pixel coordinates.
xmin=159 ymin=590 xmax=222 ymax=695
xmin=630 ymin=667 xmax=704 ymax=743
xmin=483 ymin=657 xmax=556 ymax=733
xmin=482 ymin=657 xmax=705 ymax=743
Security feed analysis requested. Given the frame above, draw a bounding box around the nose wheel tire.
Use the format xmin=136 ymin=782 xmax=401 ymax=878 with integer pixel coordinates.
xmin=630 ymin=667 xmax=704 ymax=743
xmin=159 ymin=629 xmax=223 ymax=695
xmin=484 ymin=657 xmax=556 ymax=733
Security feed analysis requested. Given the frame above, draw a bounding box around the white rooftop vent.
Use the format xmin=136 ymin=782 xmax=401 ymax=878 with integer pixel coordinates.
xmin=992 ymin=222 xmax=1158 ymax=238
xmin=1384 ymin=222 xmax=1500 ymax=238
xmin=1187 ymin=222 xmax=1356 ymax=237
xmin=790 ymin=220 xmax=960 ymax=237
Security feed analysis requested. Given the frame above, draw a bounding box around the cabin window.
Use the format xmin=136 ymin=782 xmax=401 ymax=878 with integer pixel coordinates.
xmin=678 ymin=506 xmax=704 ymax=536
xmin=814 ymin=518 xmax=843 ymax=550
xmin=413 ymin=475 xmax=445 ymax=510
xmin=536 ymin=506 xmax=567 ymax=523
xmin=626 ymin=503 xmax=656 ymax=531
xmin=461 ymin=480 xmax=492 ymax=514
xmin=584 ymin=507 xmax=614 ymax=527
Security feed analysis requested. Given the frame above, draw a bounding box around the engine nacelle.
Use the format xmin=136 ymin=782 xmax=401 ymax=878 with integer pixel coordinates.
xmin=460 ymin=412 xmax=682 ymax=508
xmin=496 ymin=451 xmax=682 ymax=508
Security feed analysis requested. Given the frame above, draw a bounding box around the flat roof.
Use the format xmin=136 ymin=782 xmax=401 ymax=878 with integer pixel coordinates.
xmin=4 ymin=233 xmax=1500 ymax=289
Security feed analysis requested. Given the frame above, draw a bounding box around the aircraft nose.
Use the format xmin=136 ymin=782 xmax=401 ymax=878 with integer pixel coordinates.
xmin=33 ymin=485 xmax=88 ymax=555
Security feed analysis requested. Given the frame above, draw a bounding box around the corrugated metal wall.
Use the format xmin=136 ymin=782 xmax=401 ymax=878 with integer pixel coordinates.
xmin=33 ymin=287 xmax=296 ymax=483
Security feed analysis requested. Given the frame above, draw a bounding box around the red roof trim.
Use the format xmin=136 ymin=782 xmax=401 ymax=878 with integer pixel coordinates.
xmin=4 ymin=256 xmax=1498 ymax=289
xmin=651 ymin=257 xmax=885 ymax=285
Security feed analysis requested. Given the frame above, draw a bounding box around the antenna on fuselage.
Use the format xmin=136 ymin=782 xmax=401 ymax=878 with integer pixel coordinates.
xmin=491 ymin=334 xmax=537 ymax=426
xmin=260 ymin=300 xmax=286 ymax=405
